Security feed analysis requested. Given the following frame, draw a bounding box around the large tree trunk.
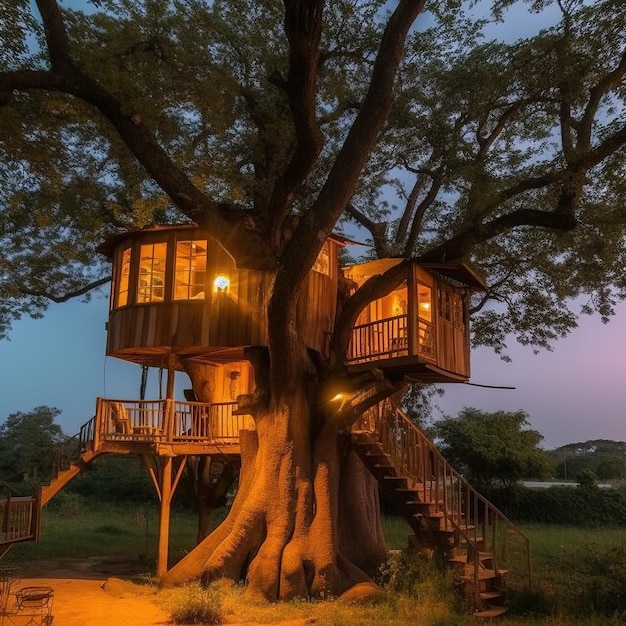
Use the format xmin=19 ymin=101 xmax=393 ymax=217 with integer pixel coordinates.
xmin=163 ymin=363 xmax=388 ymax=600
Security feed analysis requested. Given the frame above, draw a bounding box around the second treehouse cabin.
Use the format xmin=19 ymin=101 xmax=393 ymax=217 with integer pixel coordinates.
xmin=343 ymin=258 xmax=486 ymax=383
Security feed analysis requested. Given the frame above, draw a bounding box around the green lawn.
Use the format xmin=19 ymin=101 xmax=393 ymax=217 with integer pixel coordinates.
xmin=5 ymin=500 xmax=626 ymax=625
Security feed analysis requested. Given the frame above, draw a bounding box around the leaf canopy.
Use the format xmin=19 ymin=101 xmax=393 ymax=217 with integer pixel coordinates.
xmin=0 ymin=0 xmax=624 ymax=356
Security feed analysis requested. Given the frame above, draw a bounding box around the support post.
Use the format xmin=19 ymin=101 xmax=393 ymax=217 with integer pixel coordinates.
xmin=164 ymin=354 xmax=177 ymax=440
xmin=156 ymin=455 xmax=173 ymax=578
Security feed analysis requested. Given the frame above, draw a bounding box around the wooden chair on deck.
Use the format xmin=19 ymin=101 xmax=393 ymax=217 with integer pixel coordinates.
xmin=110 ymin=402 xmax=130 ymax=434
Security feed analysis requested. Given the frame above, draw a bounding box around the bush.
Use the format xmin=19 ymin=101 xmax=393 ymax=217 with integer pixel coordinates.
xmin=485 ymin=485 xmax=626 ymax=527
xmin=167 ymin=582 xmax=223 ymax=625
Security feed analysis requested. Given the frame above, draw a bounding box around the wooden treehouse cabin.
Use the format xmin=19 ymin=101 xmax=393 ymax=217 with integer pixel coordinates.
xmin=343 ymin=258 xmax=486 ymax=383
xmin=27 ymin=224 xmax=530 ymax=617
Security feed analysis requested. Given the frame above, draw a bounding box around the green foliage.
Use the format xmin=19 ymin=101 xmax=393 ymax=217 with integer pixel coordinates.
xmin=0 ymin=406 xmax=67 ymax=485
xmin=496 ymin=485 xmax=626 ymax=527
xmin=0 ymin=0 xmax=625 ymax=353
xmin=66 ymin=455 xmax=156 ymax=503
xmin=167 ymin=582 xmax=223 ymax=625
xmin=433 ymin=408 xmax=552 ymax=489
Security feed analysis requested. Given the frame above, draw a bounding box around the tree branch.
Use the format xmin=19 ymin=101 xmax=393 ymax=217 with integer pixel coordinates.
xmin=419 ymin=208 xmax=577 ymax=263
xmin=278 ymin=0 xmax=427 ymax=297
xmin=21 ymin=276 xmax=111 ymax=303
xmin=5 ymin=0 xmax=272 ymax=270
xmin=345 ymin=203 xmax=388 ymax=258
xmin=267 ymin=0 xmax=325 ymax=236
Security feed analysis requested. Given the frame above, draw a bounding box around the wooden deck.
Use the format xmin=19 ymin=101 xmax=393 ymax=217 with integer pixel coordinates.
xmin=89 ymin=398 xmax=254 ymax=456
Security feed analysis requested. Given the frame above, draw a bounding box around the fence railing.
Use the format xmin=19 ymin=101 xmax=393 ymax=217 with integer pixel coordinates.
xmin=348 ymin=315 xmax=436 ymax=363
xmin=0 ymin=495 xmax=38 ymax=544
xmin=94 ymin=398 xmax=253 ymax=446
xmin=354 ymin=399 xmax=532 ymax=596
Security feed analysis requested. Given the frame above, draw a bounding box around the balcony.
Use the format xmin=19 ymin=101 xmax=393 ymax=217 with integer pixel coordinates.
xmin=86 ymin=398 xmax=254 ymax=456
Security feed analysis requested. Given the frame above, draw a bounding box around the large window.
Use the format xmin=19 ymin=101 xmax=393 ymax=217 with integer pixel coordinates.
xmin=138 ymin=242 xmax=167 ymax=303
xmin=117 ymin=247 xmax=131 ymax=307
xmin=174 ymin=240 xmax=207 ymax=300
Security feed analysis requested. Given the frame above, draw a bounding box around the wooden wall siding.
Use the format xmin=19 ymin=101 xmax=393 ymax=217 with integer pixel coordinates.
xmin=296 ymin=267 xmax=339 ymax=355
xmin=106 ymin=228 xmax=340 ymax=359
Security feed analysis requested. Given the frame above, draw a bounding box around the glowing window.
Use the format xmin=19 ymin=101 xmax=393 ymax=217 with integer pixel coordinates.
xmin=117 ymin=247 xmax=131 ymax=307
xmin=138 ymin=242 xmax=167 ymax=303
xmin=417 ymin=284 xmax=432 ymax=322
xmin=174 ymin=240 xmax=207 ymax=300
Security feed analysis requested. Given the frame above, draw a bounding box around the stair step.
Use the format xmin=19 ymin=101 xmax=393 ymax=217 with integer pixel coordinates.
xmin=479 ymin=591 xmax=503 ymax=600
xmin=449 ymin=555 xmax=468 ymax=565
xmin=474 ymin=605 xmax=508 ymax=619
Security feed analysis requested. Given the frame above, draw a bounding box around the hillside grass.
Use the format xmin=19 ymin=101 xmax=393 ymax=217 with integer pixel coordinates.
xmin=5 ymin=498 xmax=626 ymax=625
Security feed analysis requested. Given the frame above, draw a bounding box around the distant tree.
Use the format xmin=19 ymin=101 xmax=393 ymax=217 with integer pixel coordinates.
xmin=434 ymin=408 xmax=552 ymax=490
xmin=0 ymin=406 xmax=67 ymax=484
xmin=548 ymin=440 xmax=626 ymax=481
xmin=576 ymin=469 xmax=599 ymax=491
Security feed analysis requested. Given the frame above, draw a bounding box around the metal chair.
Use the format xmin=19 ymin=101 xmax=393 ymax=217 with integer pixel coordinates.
xmin=11 ymin=586 xmax=54 ymax=625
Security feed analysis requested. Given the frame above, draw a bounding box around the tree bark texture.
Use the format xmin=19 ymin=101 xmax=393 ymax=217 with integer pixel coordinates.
xmin=163 ymin=367 xmax=388 ymax=600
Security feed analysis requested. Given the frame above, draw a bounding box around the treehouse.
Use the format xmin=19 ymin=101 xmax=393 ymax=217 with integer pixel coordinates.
xmin=99 ymin=223 xmax=344 ymax=373
xmin=343 ymin=258 xmax=486 ymax=383
xmin=99 ymin=223 xmax=484 ymax=386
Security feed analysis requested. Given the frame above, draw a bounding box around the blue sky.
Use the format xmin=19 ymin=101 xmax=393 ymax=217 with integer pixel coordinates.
xmin=1 ymin=293 xmax=625 ymax=450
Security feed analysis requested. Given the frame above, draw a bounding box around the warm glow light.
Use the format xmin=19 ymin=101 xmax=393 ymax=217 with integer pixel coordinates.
xmin=420 ymin=302 xmax=431 ymax=310
xmin=213 ymin=275 xmax=230 ymax=291
xmin=330 ymin=393 xmax=345 ymax=402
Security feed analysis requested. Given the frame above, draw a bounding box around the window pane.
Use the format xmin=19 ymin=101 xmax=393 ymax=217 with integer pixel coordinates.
xmin=138 ymin=242 xmax=167 ymax=303
xmin=174 ymin=240 xmax=207 ymax=300
xmin=117 ymin=247 xmax=131 ymax=307
xmin=417 ymin=284 xmax=432 ymax=322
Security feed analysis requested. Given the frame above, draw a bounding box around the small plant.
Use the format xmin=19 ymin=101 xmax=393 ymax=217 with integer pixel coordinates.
xmin=168 ymin=582 xmax=223 ymax=624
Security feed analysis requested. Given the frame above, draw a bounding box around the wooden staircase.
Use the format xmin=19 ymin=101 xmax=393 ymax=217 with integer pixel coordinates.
xmin=351 ymin=399 xmax=532 ymax=618
xmin=40 ymin=417 xmax=103 ymax=507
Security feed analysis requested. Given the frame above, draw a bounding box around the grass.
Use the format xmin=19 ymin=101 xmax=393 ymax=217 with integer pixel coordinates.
xmin=6 ymin=500 xmax=626 ymax=624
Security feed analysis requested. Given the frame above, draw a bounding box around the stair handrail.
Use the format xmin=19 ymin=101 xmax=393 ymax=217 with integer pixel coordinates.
xmin=373 ymin=399 xmax=532 ymax=594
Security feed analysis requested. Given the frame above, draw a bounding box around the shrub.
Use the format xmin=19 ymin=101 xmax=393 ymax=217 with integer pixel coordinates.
xmin=168 ymin=582 xmax=223 ymax=625
xmin=486 ymin=485 xmax=626 ymax=527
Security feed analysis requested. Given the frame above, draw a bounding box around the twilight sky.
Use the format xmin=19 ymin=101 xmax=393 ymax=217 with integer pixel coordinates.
xmin=1 ymin=294 xmax=625 ymax=450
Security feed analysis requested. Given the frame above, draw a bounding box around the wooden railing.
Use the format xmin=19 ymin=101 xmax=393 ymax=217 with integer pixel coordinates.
xmin=348 ymin=315 xmax=436 ymax=364
xmin=94 ymin=398 xmax=253 ymax=446
xmin=0 ymin=495 xmax=38 ymax=545
xmin=51 ymin=433 xmax=83 ymax=478
xmin=349 ymin=314 xmax=408 ymax=363
xmin=354 ymin=399 xmax=532 ymax=595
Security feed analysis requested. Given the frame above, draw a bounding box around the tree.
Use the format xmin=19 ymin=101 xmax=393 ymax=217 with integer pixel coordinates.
xmin=0 ymin=406 xmax=66 ymax=484
xmin=547 ymin=440 xmax=626 ymax=481
xmin=1 ymin=0 xmax=626 ymax=601
xmin=433 ymin=408 xmax=552 ymax=489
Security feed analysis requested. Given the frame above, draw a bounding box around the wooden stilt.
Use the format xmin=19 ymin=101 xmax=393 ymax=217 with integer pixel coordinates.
xmin=156 ymin=455 xmax=173 ymax=578
xmin=154 ymin=454 xmax=187 ymax=579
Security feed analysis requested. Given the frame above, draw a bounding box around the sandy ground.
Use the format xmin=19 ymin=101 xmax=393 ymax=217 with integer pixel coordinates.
xmin=9 ymin=558 xmax=170 ymax=626
xmin=9 ymin=557 xmax=312 ymax=626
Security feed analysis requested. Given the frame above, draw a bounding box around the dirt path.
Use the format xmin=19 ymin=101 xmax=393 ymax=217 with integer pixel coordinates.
xmin=11 ymin=558 xmax=313 ymax=625
xmin=13 ymin=558 xmax=170 ymax=626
